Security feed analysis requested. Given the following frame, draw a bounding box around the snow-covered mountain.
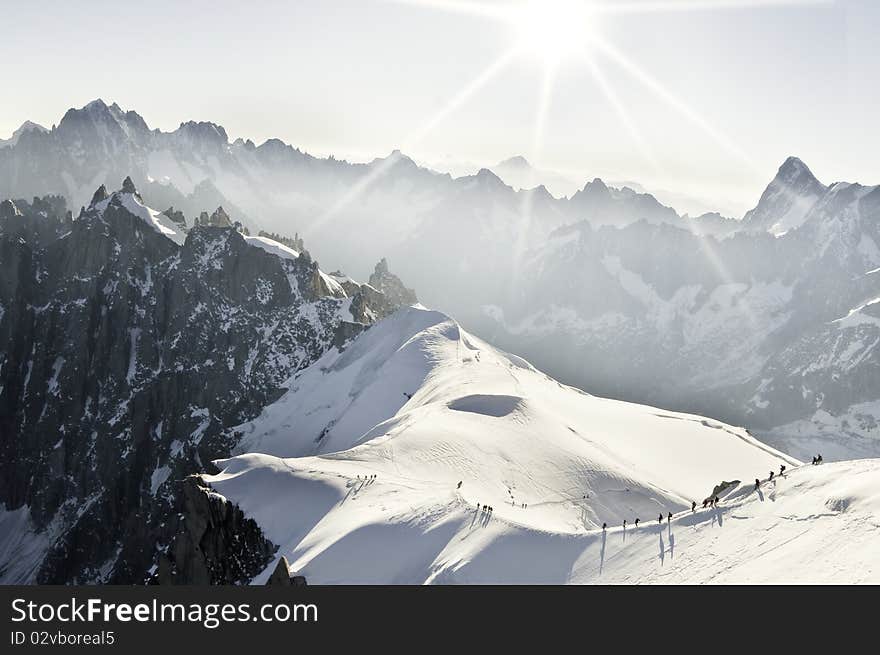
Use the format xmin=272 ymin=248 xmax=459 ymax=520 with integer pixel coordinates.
xmin=0 ymin=101 xmax=725 ymax=278
xmin=0 ymin=180 xmax=415 ymax=583
xmin=478 ymin=158 xmax=880 ymax=461
xmin=490 ymin=155 xmax=581 ymax=197
xmin=203 ymin=306 xmax=877 ymax=584
xmin=0 ymin=120 xmax=48 ymax=149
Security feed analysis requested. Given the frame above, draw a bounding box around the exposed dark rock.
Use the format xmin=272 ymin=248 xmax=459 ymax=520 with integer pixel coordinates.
xmin=90 ymin=184 xmax=109 ymax=206
xmin=366 ymin=258 xmax=418 ymax=314
xmin=162 ymin=206 xmax=187 ymax=227
xmin=0 ymin=184 xmax=418 ymax=584
xmin=711 ymin=480 xmax=740 ymax=498
xmin=121 ymin=175 xmax=138 ymax=195
xmin=208 ymin=206 xmax=232 ymax=228
xmin=152 ymin=476 xmax=276 ymax=585
xmin=266 ymin=556 xmax=292 ymax=586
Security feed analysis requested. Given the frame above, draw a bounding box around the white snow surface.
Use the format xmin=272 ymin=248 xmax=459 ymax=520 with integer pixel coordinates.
xmin=243 ymin=235 xmax=300 ymax=261
xmin=198 ymin=306 xmax=879 ymax=585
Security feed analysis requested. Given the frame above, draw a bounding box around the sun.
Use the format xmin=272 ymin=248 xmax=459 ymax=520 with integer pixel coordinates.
xmin=512 ymin=0 xmax=594 ymax=65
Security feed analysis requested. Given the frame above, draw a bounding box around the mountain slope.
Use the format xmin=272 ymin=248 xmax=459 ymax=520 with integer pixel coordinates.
xmin=205 ymin=306 xmax=802 ymax=584
xmin=577 ymin=458 xmax=880 ymax=584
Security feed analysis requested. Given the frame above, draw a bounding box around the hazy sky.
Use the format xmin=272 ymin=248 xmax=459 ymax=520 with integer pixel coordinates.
xmin=1 ymin=0 xmax=877 ymax=215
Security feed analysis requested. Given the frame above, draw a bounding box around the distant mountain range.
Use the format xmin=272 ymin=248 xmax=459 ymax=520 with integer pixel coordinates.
xmin=479 ymin=157 xmax=880 ymax=460
xmin=486 ymin=154 xmax=746 ymax=218
xmin=0 ymin=100 xmax=738 ymax=277
xmin=2 ymin=100 xmax=878 ymax=462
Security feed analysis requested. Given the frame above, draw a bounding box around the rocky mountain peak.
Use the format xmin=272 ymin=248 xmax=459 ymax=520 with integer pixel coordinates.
xmin=90 ymin=184 xmax=110 ymax=206
xmin=763 ymin=157 xmax=826 ymax=199
xmin=83 ymin=98 xmax=109 ymax=113
xmin=742 ymin=156 xmax=828 ymax=234
xmin=121 ymin=176 xmax=138 ymax=195
xmin=174 ymin=120 xmax=229 ymax=147
xmin=256 ymin=138 xmax=292 ymax=155
xmin=209 ymin=206 xmax=232 ymax=227
xmin=16 ymin=120 xmax=48 ymax=134
xmin=497 ymin=155 xmax=531 ymax=170
xmin=583 ymin=177 xmax=610 ymax=194
xmin=63 ymin=99 xmax=116 ymax=127
xmin=376 ymin=149 xmax=419 ymax=173
xmin=0 ymin=120 xmax=49 ymax=148
xmin=775 ymin=156 xmax=818 ymax=186
xmin=473 ymin=168 xmax=506 ymax=188
xmin=527 ymin=184 xmax=553 ymax=199
xmin=368 ymin=257 xmax=418 ymax=308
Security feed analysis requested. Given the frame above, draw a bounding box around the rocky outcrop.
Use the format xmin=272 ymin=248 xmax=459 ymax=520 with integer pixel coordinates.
xmin=152 ymin=476 xmax=276 ymax=585
xmin=350 ymin=258 xmax=419 ymax=323
xmin=265 ymin=557 xmax=308 ymax=586
xmin=90 ymin=185 xmax=110 ymax=206
xmin=208 ymin=206 xmax=232 ymax=228
xmin=193 ymin=206 xmax=233 ymax=228
xmin=266 ymin=557 xmax=292 ymax=586
xmin=369 ymin=258 xmax=418 ymax=308
xmin=121 ymin=175 xmax=138 ymax=196
xmin=161 ymin=206 xmax=187 ymax=227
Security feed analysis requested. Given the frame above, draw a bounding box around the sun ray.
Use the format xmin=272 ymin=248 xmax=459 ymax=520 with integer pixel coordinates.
xmin=694 ymin=231 xmax=758 ymax=327
xmin=307 ymin=46 xmax=521 ymax=237
xmin=578 ymin=50 xmax=660 ymax=175
xmin=529 ymin=63 xmax=558 ymax=180
xmin=509 ymin=62 xmax=559 ymax=294
xmin=588 ymin=32 xmax=805 ymax=225
xmin=588 ymin=33 xmax=760 ymax=173
xmin=573 ymin=37 xmax=764 ymax=318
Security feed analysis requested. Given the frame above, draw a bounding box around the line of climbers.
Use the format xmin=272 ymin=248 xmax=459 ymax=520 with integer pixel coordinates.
xmin=465 ymin=459 xmax=811 ymax=532
xmin=755 ymin=463 xmax=790 ymax=490
xmin=607 ymin=462 xmax=796 ymax=531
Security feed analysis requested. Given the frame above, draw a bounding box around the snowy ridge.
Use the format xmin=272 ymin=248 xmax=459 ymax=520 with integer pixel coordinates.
xmin=0 ymin=120 xmax=48 ymax=149
xmin=243 ymin=235 xmax=300 ymax=260
xmin=93 ymin=188 xmax=187 ymax=246
xmin=204 ymin=306 xmax=826 ymax=584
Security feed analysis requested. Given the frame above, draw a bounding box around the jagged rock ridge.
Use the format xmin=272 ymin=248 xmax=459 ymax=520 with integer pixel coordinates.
xmin=0 ymin=179 xmax=415 ymax=583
